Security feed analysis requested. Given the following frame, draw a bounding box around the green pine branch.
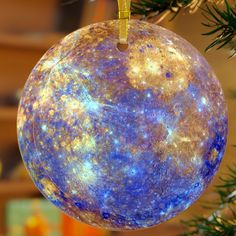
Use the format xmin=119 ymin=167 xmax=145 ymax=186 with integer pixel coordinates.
xmin=131 ymin=0 xmax=196 ymax=18
xmin=181 ymin=165 xmax=236 ymax=236
xmin=202 ymin=1 xmax=236 ymax=56
xmin=182 ymin=214 xmax=236 ymax=236
xmin=131 ymin=0 xmax=236 ymax=56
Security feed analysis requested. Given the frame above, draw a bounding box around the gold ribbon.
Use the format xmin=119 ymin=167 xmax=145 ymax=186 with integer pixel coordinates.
xmin=117 ymin=0 xmax=131 ymax=44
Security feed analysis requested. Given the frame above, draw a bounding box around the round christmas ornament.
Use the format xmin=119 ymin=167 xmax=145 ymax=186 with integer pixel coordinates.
xmin=17 ymin=1 xmax=227 ymax=231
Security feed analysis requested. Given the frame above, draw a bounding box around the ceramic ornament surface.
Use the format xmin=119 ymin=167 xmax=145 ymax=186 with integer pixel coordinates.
xmin=17 ymin=20 xmax=228 ymax=230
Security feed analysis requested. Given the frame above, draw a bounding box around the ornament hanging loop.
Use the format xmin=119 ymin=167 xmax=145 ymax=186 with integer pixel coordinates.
xmin=117 ymin=0 xmax=131 ymax=45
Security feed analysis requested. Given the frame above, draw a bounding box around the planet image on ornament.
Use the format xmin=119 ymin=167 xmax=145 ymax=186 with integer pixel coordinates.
xmin=17 ymin=20 xmax=228 ymax=230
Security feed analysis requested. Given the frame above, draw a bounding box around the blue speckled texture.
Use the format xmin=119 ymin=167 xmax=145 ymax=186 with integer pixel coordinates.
xmin=17 ymin=20 xmax=228 ymax=230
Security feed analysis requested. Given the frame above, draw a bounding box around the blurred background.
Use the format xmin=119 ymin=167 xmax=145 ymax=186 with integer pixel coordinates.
xmin=0 ymin=0 xmax=235 ymax=236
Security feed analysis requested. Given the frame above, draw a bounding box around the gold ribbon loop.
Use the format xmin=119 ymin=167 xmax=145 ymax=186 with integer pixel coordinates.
xmin=117 ymin=0 xmax=131 ymax=44
xmin=118 ymin=10 xmax=130 ymax=19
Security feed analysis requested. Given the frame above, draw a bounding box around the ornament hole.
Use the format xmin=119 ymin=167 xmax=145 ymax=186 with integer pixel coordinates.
xmin=117 ymin=42 xmax=128 ymax=52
